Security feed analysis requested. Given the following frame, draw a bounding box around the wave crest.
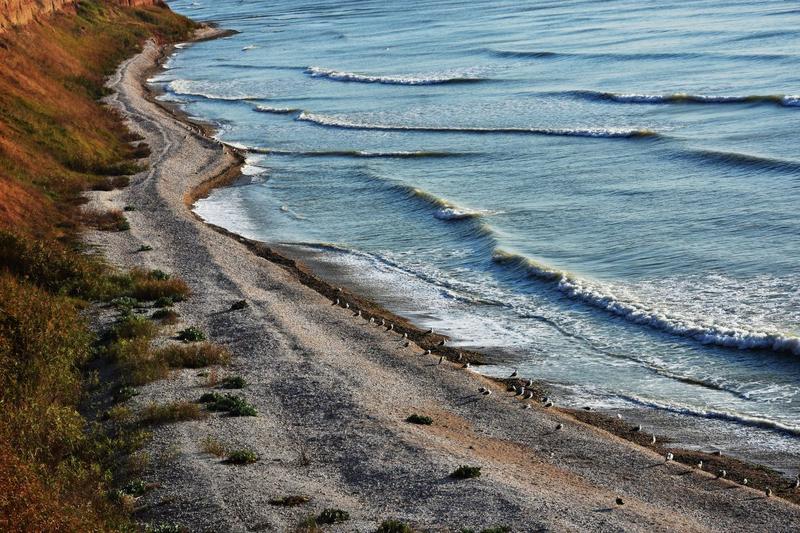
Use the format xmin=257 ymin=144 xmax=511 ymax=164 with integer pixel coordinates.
xmin=492 ymin=249 xmax=800 ymax=356
xmin=574 ymin=90 xmax=800 ymax=108
xmin=296 ymin=112 xmax=657 ymax=139
xmin=305 ymin=66 xmax=487 ymax=85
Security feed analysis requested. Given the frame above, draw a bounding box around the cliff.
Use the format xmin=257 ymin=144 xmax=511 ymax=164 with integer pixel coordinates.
xmin=0 ymin=0 xmax=165 ymax=31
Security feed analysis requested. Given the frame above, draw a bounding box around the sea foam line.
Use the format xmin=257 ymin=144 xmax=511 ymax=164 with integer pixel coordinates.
xmin=305 ymin=66 xmax=487 ymax=85
xmin=297 ymin=112 xmax=657 ymax=139
xmin=492 ymin=249 xmax=800 ymax=357
xmin=573 ymin=90 xmax=800 ymax=108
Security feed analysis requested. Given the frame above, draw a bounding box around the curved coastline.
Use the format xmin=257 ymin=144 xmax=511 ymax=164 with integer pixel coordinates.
xmin=97 ymin=23 xmax=800 ymax=529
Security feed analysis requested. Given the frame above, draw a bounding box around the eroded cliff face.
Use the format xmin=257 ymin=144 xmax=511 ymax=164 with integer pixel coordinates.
xmin=0 ymin=0 xmax=165 ymax=31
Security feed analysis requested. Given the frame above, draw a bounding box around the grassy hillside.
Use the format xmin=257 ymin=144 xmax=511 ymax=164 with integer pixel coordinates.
xmin=0 ymin=1 xmax=195 ymax=530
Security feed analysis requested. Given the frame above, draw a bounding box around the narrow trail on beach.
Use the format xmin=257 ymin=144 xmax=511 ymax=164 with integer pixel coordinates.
xmin=82 ymin=36 xmax=800 ymax=532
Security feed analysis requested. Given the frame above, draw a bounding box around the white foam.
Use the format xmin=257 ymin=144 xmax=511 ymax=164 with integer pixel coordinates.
xmin=168 ymin=79 xmax=261 ymax=101
xmin=305 ymin=66 xmax=485 ymax=85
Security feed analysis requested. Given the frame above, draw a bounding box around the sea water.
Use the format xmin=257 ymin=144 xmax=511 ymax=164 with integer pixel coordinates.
xmin=157 ymin=0 xmax=800 ymax=471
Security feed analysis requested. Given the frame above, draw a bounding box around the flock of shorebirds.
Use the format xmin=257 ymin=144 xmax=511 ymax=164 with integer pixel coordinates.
xmin=332 ymin=291 xmax=800 ymax=503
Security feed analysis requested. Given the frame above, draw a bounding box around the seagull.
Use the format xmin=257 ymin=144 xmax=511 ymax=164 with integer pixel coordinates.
xmin=527 ymin=379 xmax=533 ymax=387
xmin=483 ymin=390 xmax=492 ymax=396
xmin=696 ymin=460 xmax=703 ymax=470
xmin=334 ymin=298 xmax=339 ymax=305
xmin=369 ymin=317 xmax=374 ymax=324
xmin=650 ymin=435 xmax=656 ymax=445
xmin=615 ymin=497 xmax=624 ymax=506
xmin=523 ymin=391 xmax=533 ymax=400
xmin=403 ymin=341 xmax=410 ymax=348
xmin=517 ymin=387 xmax=525 ymax=396
xmin=478 ymin=387 xmax=486 ymax=394
xmin=424 ymin=349 xmax=431 ymax=356
xmin=555 ymin=423 xmax=563 ymax=431
xmin=765 ymin=487 xmax=772 ymax=497
xmin=387 ymin=323 xmax=394 ymax=331
xmin=665 ymin=453 xmax=673 ymax=462
xmin=403 ymin=332 xmax=408 ymax=339
xmin=345 ymin=303 xmax=350 ymax=309
xmin=717 ymin=469 xmax=727 ymax=479
xmin=742 ymin=478 xmax=748 ymax=486
xmin=794 ymin=477 xmax=800 ymax=489
xmin=712 ymin=450 xmax=722 ymax=456
xmin=544 ymin=401 xmax=553 ymax=408
xmin=355 ymin=310 xmax=361 ymax=317
xmin=509 ymin=369 xmax=518 ymax=378
xmin=438 ymin=356 xmax=444 ymax=365
xmin=463 ymin=362 xmax=470 ymax=369
xmin=616 ymin=413 xmax=623 ymax=420
xmin=633 ymin=425 xmax=642 ymax=432
xmin=423 ymin=329 xmax=432 ymax=335
xmin=523 ymin=404 xmax=531 ymax=410
xmin=380 ymin=319 xmax=385 ymax=327
xmin=438 ymin=339 xmax=446 ymax=346
xmin=457 ymin=353 xmax=463 ymax=361
xmin=542 ymin=396 xmax=550 ymax=404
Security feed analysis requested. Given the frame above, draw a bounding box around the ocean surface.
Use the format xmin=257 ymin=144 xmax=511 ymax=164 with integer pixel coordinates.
xmin=158 ymin=0 xmax=800 ymax=470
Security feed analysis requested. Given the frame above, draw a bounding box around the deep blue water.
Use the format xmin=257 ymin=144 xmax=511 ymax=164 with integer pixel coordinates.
xmin=158 ymin=0 xmax=800 ymax=462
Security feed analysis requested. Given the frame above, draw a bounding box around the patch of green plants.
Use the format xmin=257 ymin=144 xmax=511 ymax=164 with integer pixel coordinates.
xmin=136 ymin=244 xmax=153 ymax=252
xmin=450 ymin=465 xmax=482 ymax=479
xmin=124 ymin=205 xmax=136 ymax=212
xmin=269 ymin=495 xmax=310 ymax=507
xmin=122 ymin=479 xmax=149 ymax=497
xmin=220 ymin=376 xmax=247 ymax=389
xmin=317 ymin=508 xmax=350 ymax=525
xmin=152 ymin=308 xmax=179 ymax=324
xmin=224 ymin=449 xmax=259 ymax=465
xmin=111 ymin=295 xmax=141 ymax=312
xmin=376 ymin=519 xmax=416 ymax=533
xmin=405 ymin=414 xmax=433 ymax=425
xmin=111 ymin=313 xmax=158 ymax=341
xmin=112 ymin=385 xmax=139 ymax=402
xmin=154 ymin=296 xmax=173 ymax=308
xmin=199 ymin=392 xmax=257 ymax=417
xmin=177 ymin=326 xmax=206 ymax=343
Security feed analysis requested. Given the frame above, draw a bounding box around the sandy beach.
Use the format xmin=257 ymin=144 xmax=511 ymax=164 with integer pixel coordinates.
xmin=81 ymin=29 xmax=800 ymax=532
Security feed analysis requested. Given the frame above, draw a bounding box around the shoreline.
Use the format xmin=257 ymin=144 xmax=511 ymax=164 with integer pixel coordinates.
xmin=163 ymin=30 xmax=800 ymax=488
xmin=87 ymin=23 xmax=800 ymax=530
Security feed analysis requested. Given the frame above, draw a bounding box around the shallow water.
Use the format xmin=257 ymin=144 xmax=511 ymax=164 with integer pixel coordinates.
xmin=160 ymin=0 xmax=800 ymax=469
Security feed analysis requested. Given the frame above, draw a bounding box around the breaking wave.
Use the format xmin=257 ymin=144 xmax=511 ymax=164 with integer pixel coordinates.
xmin=296 ymin=112 xmax=658 ymax=139
xmin=571 ymin=90 xmax=800 ymax=108
xmin=168 ymin=79 xmax=261 ymax=101
xmin=249 ymin=147 xmax=463 ymax=158
xmin=305 ymin=66 xmax=488 ymax=85
xmin=492 ymin=249 xmax=800 ymax=357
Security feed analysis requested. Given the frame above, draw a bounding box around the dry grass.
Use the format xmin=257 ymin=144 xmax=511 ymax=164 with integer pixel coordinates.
xmin=129 ymin=268 xmax=190 ymax=301
xmin=200 ymin=436 xmax=227 ymax=458
xmin=155 ymin=342 xmax=231 ymax=369
xmin=82 ymin=209 xmax=129 ymax=232
xmin=139 ymin=401 xmax=207 ymax=425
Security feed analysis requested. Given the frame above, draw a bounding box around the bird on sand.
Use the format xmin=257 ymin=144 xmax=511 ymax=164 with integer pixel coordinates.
xmin=616 ymin=413 xmax=623 ymax=420
xmin=615 ymin=497 xmax=624 ymax=506
xmin=403 ymin=332 xmax=408 ymax=339
xmin=423 ymin=329 xmax=432 ymax=335
xmin=380 ymin=319 xmax=385 ymax=327
xmin=742 ymin=478 xmax=748 ymax=486
xmin=765 ymin=487 xmax=772 ymax=497
xmin=387 ymin=323 xmax=394 ymax=331
xmin=794 ymin=477 xmax=800 ymax=490
xmin=555 ymin=423 xmax=563 ymax=431
xmin=696 ymin=460 xmax=703 ymax=470
xmin=457 ymin=353 xmax=463 ymax=361
xmin=345 ymin=303 xmax=350 ymax=309
xmin=463 ymin=362 xmax=471 ymax=369
xmin=355 ymin=310 xmax=361 ymax=317
xmin=543 ymin=401 xmax=553 ymax=408
xmin=334 ymin=298 xmax=339 ymax=305
xmin=650 ymin=435 xmax=656 ymax=445
xmin=438 ymin=339 xmax=446 ymax=346
xmin=527 ymin=379 xmax=533 ymax=387
xmin=523 ymin=391 xmax=533 ymax=399
xmin=717 ymin=469 xmax=727 ymax=479
xmin=483 ymin=389 xmax=492 ymax=396
xmin=438 ymin=356 xmax=444 ymax=365
xmin=509 ymin=369 xmax=518 ymax=378
xmin=403 ymin=341 xmax=410 ymax=348
xmin=369 ymin=317 xmax=374 ymax=324
xmin=665 ymin=453 xmax=673 ymax=462
xmin=424 ymin=349 xmax=431 ymax=356
xmin=478 ymin=387 xmax=486 ymax=394
xmin=633 ymin=424 xmax=642 ymax=432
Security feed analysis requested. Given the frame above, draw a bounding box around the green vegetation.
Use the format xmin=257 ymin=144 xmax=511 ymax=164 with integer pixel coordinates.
xmin=220 ymin=375 xmax=247 ymax=389
xmin=376 ymin=520 xmax=416 ymax=533
xmin=224 ymin=449 xmax=259 ymax=465
xmin=152 ymin=308 xmax=180 ymax=324
xmin=177 ymin=326 xmax=206 ymax=342
xmin=450 ymin=465 xmax=482 ymax=479
xmin=405 ymin=414 xmax=433 ymax=425
xmin=199 ymin=392 xmax=257 ymax=417
xmin=317 ymin=508 xmax=350 ymax=525
xmin=137 ymin=244 xmax=153 ymax=252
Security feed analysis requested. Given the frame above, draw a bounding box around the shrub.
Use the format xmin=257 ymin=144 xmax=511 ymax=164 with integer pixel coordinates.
xmin=405 ymin=414 xmax=433 ymax=425
xmin=124 ymin=205 xmax=136 ymax=212
xmin=224 ymin=449 xmax=258 ymax=465
xmin=269 ymin=495 xmax=310 ymax=507
xmin=129 ymin=269 xmax=189 ymax=302
xmin=140 ymin=402 xmax=207 ymax=425
xmin=376 ymin=520 xmax=416 ymax=533
xmin=199 ymin=393 xmax=256 ymax=417
xmin=177 ymin=326 xmax=206 ymax=343
xmin=136 ymin=244 xmax=153 ymax=252
xmin=317 ymin=509 xmax=350 ymax=525
xmin=112 ymin=314 xmax=158 ymax=340
xmin=111 ymin=296 xmax=140 ymax=312
xmin=200 ymin=437 xmax=227 ymax=458
xmin=83 ymin=209 xmax=129 ymax=231
xmin=155 ymin=343 xmax=230 ymax=369
xmin=122 ymin=479 xmax=149 ymax=497
xmin=152 ymin=309 xmax=179 ymax=324
xmin=220 ymin=376 xmax=247 ymax=389
xmin=154 ymin=296 xmax=173 ymax=308
xmin=451 ymin=465 xmax=481 ymax=479
xmin=110 ymin=176 xmax=130 ymax=188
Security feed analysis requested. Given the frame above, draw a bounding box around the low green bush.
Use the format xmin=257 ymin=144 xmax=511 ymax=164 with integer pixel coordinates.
xmin=405 ymin=414 xmax=433 ymax=425
xmin=177 ymin=326 xmax=205 ymax=343
xmin=451 ymin=465 xmax=481 ymax=479
xmin=317 ymin=508 xmax=350 ymax=525
xmin=224 ymin=449 xmax=258 ymax=465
